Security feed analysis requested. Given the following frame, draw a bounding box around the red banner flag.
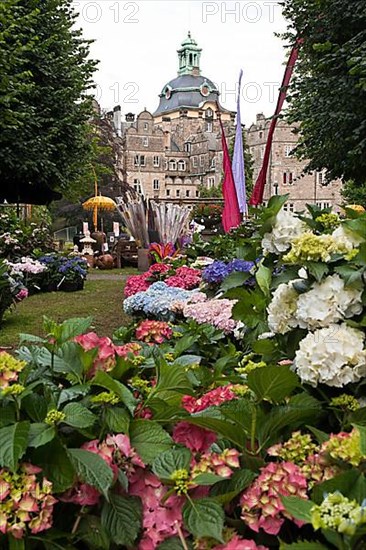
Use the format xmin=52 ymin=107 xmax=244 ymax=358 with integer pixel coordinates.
xmin=249 ymin=41 xmax=302 ymax=206
xmin=218 ymin=114 xmax=242 ymax=232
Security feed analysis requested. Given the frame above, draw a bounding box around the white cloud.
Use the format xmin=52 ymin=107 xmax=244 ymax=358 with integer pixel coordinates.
xmin=73 ymin=0 xmax=288 ymax=125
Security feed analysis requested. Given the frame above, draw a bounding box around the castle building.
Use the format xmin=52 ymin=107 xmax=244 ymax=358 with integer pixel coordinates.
xmin=247 ymin=113 xmax=343 ymax=212
xmin=107 ymin=33 xmax=235 ymax=201
xmin=104 ymin=36 xmax=343 ymax=211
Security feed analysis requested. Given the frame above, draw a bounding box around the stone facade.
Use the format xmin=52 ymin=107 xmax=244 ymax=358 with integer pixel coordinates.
xmin=104 ymin=33 xmax=235 ymax=202
xmin=247 ymin=113 xmax=343 ymax=212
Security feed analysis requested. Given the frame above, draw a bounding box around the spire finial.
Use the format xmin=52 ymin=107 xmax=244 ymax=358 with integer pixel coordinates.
xmin=188 ymin=30 xmax=191 ymax=38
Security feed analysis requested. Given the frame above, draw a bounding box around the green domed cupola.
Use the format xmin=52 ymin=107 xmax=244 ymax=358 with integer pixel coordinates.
xmin=177 ymin=31 xmax=202 ymax=76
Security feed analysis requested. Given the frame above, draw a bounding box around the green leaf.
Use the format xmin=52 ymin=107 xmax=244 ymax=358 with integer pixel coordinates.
xmin=152 ymin=447 xmax=191 ymax=480
xmin=255 ymin=262 xmax=272 ymax=296
xmin=0 ymin=421 xmax=30 ymax=471
xmin=44 ymin=316 xmax=93 ymax=345
xmin=334 ymin=265 xmax=364 ymax=286
xmin=129 ymin=419 xmax=173 ymax=464
xmin=185 ymin=413 xmax=246 ymax=448
xmin=68 ymin=449 xmax=114 ymax=499
xmin=306 ymin=426 xmax=329 ymax=444
xmin=105 ymin=407 xmax=130 ymax=433
xmin=221 ymin=271 xmax=249 ymax=292
xmin=92 ymin=371 xmax=136 ymax=414
xmin=28 ymin=423 xmax=56 ymax=448
xmin=193 ymin=473 xmax=225 ymax=486
xmin=8 ymin=535 xmax=25 ymax=550
xmin=210 ymin=469 xmax=257 ymax=503
xmin=0 ymin=405 xmax=16 ymax=428
xmin=33 ymin=438 xmax=75 ymax=493
xmin=173 ymin=355 xmax=202 ymax=368
xmin=101 ymin=494 xmax=142 ymax=546
xmin=78 ymin=515 xmax=110 ymax=550
xmin=63 ymin=402 xmax=96 ymax=429
xmin=307 ymin=261 xmax=329 ymax=282
xmin=57 ymin=384 xmax=90 ymax=407
xmin=22 ymin=393 xmax=48 ymax=422
xmin=158 ymin=537 xmax=193 ymax=549
xmin=354 ymin=424 xmax=366 ymax=454
xmin=280 ymin=542 xmax=329 ymax=549
xmin=311 ymin=470 xmax=360 ymax=504
xmin=257 ymin=393 xmax=322 ymax=446
xmin=182 ymin=498 xmax=224 ymax=542
xmin=247 ymin=365 xmax=298 ymax=403
xmin=174 ymin=333 xmax=197 ymax=355
xmin=281 ymin=496 xmax=313 ymax=522
xmin=152 ymin=360 xmax=193 ymax=403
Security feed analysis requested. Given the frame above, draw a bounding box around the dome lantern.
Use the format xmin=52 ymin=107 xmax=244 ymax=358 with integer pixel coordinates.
xmin=177 ymin=31 xmax=202 ymax=76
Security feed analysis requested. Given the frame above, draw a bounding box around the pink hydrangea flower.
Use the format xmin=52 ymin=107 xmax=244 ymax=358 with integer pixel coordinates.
xmin=165 ymin=266 xmax=201 ymax=290
xmin=240 ymin=462 xmax=308 ymax=535
xmin=183 ymin=298 xmax=237 ymax=333
xmin=213 ymin=536 xmax=269 ymax=550
xmin=135 ymin=320 xmax=173 ymax=344
xmin=0 ymin=464 xmax=56 ymax=539
xmin=129 ymin=470 xmax=184 ymax=549
xmin=61 ymin=435 xmax=144 ymax=506
xmin=75 ymin=332 xmax=141 ymax=377
xmin=173 ymin=422 xmax=217 ymax=453
xmin=192 ymin=449 xmax=240 ymax=478
xmin=124 ymin=273 xmax=150 ymax=297
xmin=74 ymin=331 xmax=100 ymax=351
xmin=182 ymin=385 xmax=240 ymax=413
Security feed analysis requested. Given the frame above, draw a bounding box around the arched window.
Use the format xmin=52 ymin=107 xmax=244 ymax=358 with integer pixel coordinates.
xmin=169 ymin=159 xmax=177 ymax=171
xmin=178 ymin=160 xmax=186 ymax=171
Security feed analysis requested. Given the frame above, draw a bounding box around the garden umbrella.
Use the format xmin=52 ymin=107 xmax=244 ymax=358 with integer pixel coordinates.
xmin=82 ymin=195 xmax=117 ymax=231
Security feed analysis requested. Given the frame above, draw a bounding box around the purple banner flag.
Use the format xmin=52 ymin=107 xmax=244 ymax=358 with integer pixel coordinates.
xmin=232 ymin=69 xmax=247 ymax=215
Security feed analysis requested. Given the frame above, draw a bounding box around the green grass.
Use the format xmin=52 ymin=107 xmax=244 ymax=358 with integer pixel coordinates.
xmin=0 ymin=279 xmax=131 ymax=349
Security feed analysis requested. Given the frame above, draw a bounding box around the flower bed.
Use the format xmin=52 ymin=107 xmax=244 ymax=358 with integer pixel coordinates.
xmin=1 ymin=199 xmax=366 ymax=549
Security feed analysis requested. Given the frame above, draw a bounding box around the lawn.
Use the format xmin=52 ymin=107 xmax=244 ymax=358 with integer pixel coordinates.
xmin=0 ymin=277 xmax=131 ymax=349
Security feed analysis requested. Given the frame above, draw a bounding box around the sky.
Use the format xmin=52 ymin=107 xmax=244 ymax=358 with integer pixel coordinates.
xmin=72 ymin=0 xmax=288 ymax=126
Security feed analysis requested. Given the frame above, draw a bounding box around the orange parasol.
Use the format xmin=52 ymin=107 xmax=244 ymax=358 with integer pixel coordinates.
xmin=82 ymin=173 xmax=116 ymax=231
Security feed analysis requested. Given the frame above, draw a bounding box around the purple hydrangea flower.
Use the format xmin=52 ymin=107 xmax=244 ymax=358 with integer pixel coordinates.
xmin=227 ymin=259 xmax=255 ymax=274
xmin=202 ymin=260 xmax=230 ymax=284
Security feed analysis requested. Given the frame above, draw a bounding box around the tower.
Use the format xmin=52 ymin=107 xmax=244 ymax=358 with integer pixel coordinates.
xmin=177 ymin=31 xmax=202 ymax=76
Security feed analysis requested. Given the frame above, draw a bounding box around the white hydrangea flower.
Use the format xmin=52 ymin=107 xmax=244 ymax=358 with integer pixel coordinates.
xmin=331 ymin=224 xmax=364 ymax=251
xmin=262 ymin=209 xmax=309 ymax=255
xmin=294 ymin=323 xmax=366 ymax=387
xmin=267 ymin=282 xmax=299 ymax=334
xmin=296 ymin=274 xmax=363 ymax=330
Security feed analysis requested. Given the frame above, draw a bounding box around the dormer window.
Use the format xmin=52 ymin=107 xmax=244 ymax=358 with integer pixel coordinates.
xmin=185 ymin=142 xmax=192 ymax=153
xmin=205 ymin=108 xmax=213 ymax=119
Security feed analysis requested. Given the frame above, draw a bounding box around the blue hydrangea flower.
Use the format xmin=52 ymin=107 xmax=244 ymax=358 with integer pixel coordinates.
xmin=227 ymin=259 xmax=255 ymax=274
xmin=202 ymin=261 xmax=230 ymax=284
xmin=123 ymin=282 xmax=198 ymax=321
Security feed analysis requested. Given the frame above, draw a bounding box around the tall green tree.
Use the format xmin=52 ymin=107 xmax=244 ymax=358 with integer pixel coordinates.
xmin=282 ymin=0 xmax=366 ymax=198
xmin=0 ymin=0 xmax=97 ymax=204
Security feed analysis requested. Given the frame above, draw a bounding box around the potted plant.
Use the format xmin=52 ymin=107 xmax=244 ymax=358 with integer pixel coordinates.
xmin=191 ymin=203 xmax=223 ymax=229
xmin=39 ymin=254 xmax=88 ymax=292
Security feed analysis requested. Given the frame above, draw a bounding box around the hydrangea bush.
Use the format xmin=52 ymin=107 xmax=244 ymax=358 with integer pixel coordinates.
xmin=1 ymin=198 xmax=366 ymax=549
